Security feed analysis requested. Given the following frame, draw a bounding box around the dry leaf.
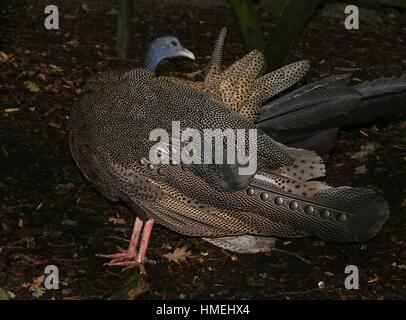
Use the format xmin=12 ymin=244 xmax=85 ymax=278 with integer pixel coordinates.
xmin=0 ymin=51 xmax=8 ymax=62
xmin=401 ymin=198 xmax=406 ymax=208
xmin=351 ymin=143 xmax=376 ymax=160
xmin=128 ymin=277 xmax=150 ymax=300
xmin=367 ymin=275 xmax=380 ymax=284
xmin=32 ymin=286 xmax=46 ymax=298
xmin=163 ymin=246 xmax=192 ymax=263
xmin=397 ymin=264 xmax=406 ymax=270
xmin=108 ymin=217 xmax=126 ymax=225
xmin=354 ymin=165 xmax=368 ymax=175
xmin=0 ymin=288 xmax=8 ymax=300
xmin=25 ymin=275 xmax=46 ymax=298
xmin=334 ymin=67 xmax=363 ymax=72
xmin=61 ymin=219 xmax=77 ymax=226
xmin=34 ymin=275 xmax=45 ymax=286
xmin=63 ymin=14 xmax=78 ymax=20
xmin=55 ymin=182 xmax=75 ymax=194
xmin=49 ymin=64 xmax=63 ymax=72
xmin=4 ymin=108 xmax=20 ymax=113
xmin=45 ymin=79 xmax=62 ymax=93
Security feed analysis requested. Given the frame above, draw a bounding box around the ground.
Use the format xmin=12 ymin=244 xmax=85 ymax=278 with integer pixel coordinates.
xmin=0 ymin=0 xmax=405 ymax=299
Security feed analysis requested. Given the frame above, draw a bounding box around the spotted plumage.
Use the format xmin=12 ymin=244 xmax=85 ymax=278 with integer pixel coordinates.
xmin=70 ymin=68 xmax=389 ymax=259
xmin=169 ymin=27 xmax=309 ymax=123
xmin=146 ymin=29 xmax=406 ymax=157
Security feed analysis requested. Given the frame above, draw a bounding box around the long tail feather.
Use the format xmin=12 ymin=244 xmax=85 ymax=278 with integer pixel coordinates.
xmin=249 ymin=174 xmax=389 ymax=243
xmin=256 ymin=76 xmax=361 ymax=133
xmin=257 ymin=75 xmax=406 ymax=136
xmin=205 ymin=27 xmax=227 ymax=83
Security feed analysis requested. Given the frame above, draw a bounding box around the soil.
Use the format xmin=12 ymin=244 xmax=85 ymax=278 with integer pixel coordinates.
xmin=0 ymin=0 xmax=405 ymax=299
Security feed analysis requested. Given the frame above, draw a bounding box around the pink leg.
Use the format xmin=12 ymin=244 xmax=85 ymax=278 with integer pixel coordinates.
xmin=137 ymin=219 xmax=154 ymax=264
xmin=96 ymin=217 xmax=143 ymax=263
xmin=97 ymin=217 xmax=155 ymax=270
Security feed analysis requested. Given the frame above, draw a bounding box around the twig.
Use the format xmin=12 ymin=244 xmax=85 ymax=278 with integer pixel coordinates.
xmin=272 ymin=248 xmax=311 ymax=264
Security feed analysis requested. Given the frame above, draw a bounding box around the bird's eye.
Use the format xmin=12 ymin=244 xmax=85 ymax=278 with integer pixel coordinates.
xmin=171 ymin=41 xmax=178 ymax=47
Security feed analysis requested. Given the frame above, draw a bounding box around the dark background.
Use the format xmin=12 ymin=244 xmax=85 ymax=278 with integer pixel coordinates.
xmin=0 ymin=0 xmax=405 ymax=299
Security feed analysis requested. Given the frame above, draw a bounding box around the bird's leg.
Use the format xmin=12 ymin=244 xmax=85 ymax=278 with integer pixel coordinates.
xmin=97 ymin=217 xmax=155 ymax=271
xmin=96 ymin=217 xmax=143 ymax=264
xmin=136 ymin=219 xmax=154 ymax=264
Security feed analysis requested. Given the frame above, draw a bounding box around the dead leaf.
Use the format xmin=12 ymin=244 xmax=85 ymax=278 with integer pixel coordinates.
xmin=108 ymin=217 xmax=126 ymax=225
xmin=354 ymin=165 xmax=368 ymax=175
xmin=45 ymin=79 xmax=62 ymax=93
xmin=63 ymin=14 xmax=77 ymax=20
xmin=351 ymin=143 xmax=376 ymax=160
xmin=334 ymin=67 xmax=363 ymax=72
xmin=312 ymin=240 xmax=325 ymax=247
xmin=25 ymin=275 xmax=46 ymax=298
xmin=0 ymin=288 xmax=8 ymax=300
xmin=128 ymin=277 xmax=149 ymax=300
xmin=4 ymin=108 xmax=20 ymax=113
xmin=367 ymin=275 xmax=380 ymax=284
xmin=55 ymin=182 xmax=75 ymax=194
xmin=49 ymin=64 xmax=63 ymax=72
xmin=0 ymin=51 xmax=8 ymax=62
xmin=401 ymin=198 xmax=406 ymax=208
xmin=163 ymin=246 xmax=192 ymax=263
xmin=33 ymin=275 xmax=45 ymax=287
xmin=395 ymin=264 xmax=406 ymax=270
xmin=61 ymin=219 xmax=78 ymax=226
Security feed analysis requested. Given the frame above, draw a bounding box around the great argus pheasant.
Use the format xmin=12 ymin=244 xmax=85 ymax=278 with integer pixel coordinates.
xmin=70 ymin=64 xmax=389 ymax=269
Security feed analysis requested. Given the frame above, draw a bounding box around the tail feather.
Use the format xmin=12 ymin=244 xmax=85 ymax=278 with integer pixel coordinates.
xmin=204 ymin=27 xmax=227 ymax=83
xmin=257 ymin=79 xmax=361 ymax=133
xmin=260 ymin=74 xmax=350 ymax=113
xmin=257 ymin=74 xmax=406 ymax=138
xmin=274 ymin=128 xmax=339 ymax=156
xmin=354 ymin=74 xmax=406 ymax=97
xmin=347 ymin=75 xmax=406 ymax=123
xmin=250 ymin=175 xmax=389 ymax=243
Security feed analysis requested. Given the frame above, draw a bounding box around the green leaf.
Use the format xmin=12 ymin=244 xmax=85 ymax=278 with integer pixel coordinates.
xmin=25 ymin=82 xmax=40 ymax=93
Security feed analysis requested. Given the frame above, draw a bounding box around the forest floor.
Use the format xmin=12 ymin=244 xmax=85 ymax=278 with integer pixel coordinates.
xmin=0 ymin=0 xmax=405 ymax=299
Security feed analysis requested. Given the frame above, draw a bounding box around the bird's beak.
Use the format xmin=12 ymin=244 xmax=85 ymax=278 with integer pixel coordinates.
xmin=178 ymin=48 xmax=195 ymax=61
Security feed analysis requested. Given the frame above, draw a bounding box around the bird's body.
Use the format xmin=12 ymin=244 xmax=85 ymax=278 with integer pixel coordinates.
xmin=67 ymin=29 xmax=403 ymax=267
xmin=70 ymin=68 xmax=389 ymax=261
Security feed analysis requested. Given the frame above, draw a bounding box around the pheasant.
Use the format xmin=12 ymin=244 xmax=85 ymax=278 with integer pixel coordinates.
xmin=69 ymin=68 xmax=388 ymax=269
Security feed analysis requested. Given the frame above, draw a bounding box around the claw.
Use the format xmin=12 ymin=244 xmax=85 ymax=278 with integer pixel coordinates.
xmin=97 ymin=217 xmax=154 ymax=273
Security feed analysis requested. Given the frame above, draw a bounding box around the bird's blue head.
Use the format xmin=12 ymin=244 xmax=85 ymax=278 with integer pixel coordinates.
xmin=144 ymin=36 xmax=195 ymax=72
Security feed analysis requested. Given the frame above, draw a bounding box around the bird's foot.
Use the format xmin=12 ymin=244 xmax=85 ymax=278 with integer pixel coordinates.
xmin=96 ymin=217 xmax=154 ymax=273
xmin=96 ymin=245 xmax=137 ymax=265
xmin=96 ymin=246 xmax=145 ymax=272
